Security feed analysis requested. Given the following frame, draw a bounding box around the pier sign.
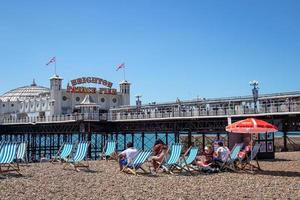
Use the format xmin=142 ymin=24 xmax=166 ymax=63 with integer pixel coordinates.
xmin=70 ymin=77 xmax=113 ymax=88
xmin=67 ymin=76 xmax=116 ymax=94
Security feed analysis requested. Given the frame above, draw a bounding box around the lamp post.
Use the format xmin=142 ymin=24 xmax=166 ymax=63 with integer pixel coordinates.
xmin=249 ymin=80 xmax=259 ymax=113
xmin=135 ymin=94 xmax=142 ymax=110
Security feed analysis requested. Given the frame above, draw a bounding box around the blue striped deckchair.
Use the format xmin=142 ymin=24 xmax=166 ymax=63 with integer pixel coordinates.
xmin=63 ymin=141 xmax=90 ymax=171
xmin=161 ymin=143 xmax=182 ymax=174
xmin=220 ymin=143 xmax=243 ymax=172
xmin=52 ymin=142 xmax=73 ymax=163
xmin=16 ymin=142 xmax=27 ymax=163
xmin=102 ymin=141 xmax=117 ymax=160
xmin=178 ymin=146 xmax=199 ymax=172
xmin=122 ymin=150 xmax=152 ymax=175
xmin=239 ymin=143 xmax=262 ymax=171
xmin=0 ymin=142 xmax=21 ymax=175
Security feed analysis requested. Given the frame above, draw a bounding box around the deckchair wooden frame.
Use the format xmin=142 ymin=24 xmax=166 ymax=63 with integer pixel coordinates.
xmin=101 ymin=141 xmax=118 ymax=161
xmin=16 ymin=142 xmax=28 ymax=165
xmin=219 ymin=143 xmax=243 ymax=172
xmin=160 ymin=143 xmax=183 ymax=174
xmin=238 ymin=143 xmax=262 ymax=171
xmin=63 ymin=141 xmax=90 ymax=172
xmin=177 ymin=146 xmax=199 ymax=173
xmin=51 ymin=142 xmax=73 ymax=164
xmin=0 ymin=142 xmax=21 ymax=175
xmin=121 ymin=150 xmax=152 ymax=175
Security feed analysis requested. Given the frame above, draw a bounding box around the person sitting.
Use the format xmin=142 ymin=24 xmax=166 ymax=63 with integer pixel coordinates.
xmin=195 ymin=145 xmax=213 ymax=167
xmin=238 ymin=138 xmax=252 ymax=161
xmin=213 ymin=141 xmax=230 ymax=165
xmin=118 ymin=142 xmax=138 ymax=171
xmin=150 ymin=139 xmax=168 ymax=172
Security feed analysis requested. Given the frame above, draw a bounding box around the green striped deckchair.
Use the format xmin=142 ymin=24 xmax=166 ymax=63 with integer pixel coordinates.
xmin=178 ymin=146 xmax=199 ymax=172
xmin=16 ymin=142 xmax=27 ymax=163
xmin=63 ymin=141 xmax=90 ymax=171
xmin=102 ymin=141 xmax=117 ymax=160
xmin=161 ymin=143 xmax=182 ymax=174
xmin=122 ymin=150 xmax=152 ymax=175
xmin=0 ymin=142 xmax=21 ymax=175
xmin=52 ymin=142 xmax=73 ymax=163
xmin=220 ymin=143 xmax=243 ymax=172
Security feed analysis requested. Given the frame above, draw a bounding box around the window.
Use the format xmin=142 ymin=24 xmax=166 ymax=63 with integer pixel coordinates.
xmin=62 ymin=96 xmax=67 ymax=101
xmin=2 ymin=104 xmax=5 ymax=107
xmin=76 ymin=97 xmax=80 ymax=102
xmin=11 ymin=104 xmax=14 ymax=107
xmin=112 ymin=98 xmax=117 ymax=103
xmin=101 ymin=98 xmax=105 ymax=103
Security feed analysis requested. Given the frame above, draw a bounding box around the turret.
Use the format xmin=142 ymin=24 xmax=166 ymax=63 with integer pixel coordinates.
xmin=49 ymin=75 xmax=63 ymax=115
xmin=119 ymin=80 xmax=130 ymax=105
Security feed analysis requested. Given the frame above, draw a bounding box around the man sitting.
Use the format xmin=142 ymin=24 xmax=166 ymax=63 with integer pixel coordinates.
xmin=213 ymin=141 xmax=230 ymax=165
xmin=118 ymin=142 xmax=138 ymax=171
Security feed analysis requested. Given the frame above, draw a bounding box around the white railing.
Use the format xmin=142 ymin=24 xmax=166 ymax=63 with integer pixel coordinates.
xmin=1 ymin=101 xmax=300 ymax=124
xmin=108 ymin=101 xmax=300 ymax=121
xmin=1 ymin=113 xmax=107 ymax=124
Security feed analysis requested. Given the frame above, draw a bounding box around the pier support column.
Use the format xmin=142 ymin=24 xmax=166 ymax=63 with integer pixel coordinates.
xmin=282 ymin=131 xmax=288 ymax=152
xmin=87 ymin=123 xmax=92 ymax=159
xmin=188 ymin=130 xmax=192 ymax=147
xmin=282 ymin=121 xmax=288 ymax=152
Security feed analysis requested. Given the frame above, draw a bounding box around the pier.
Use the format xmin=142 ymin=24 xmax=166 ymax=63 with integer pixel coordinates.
xmin=1 ymin=91 xmax=300 ymax=161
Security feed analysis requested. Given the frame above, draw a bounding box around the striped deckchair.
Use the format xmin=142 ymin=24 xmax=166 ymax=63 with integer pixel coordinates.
xmin=239 ymin=143 xmax=262 ymax=171
xmin=52 ymin=142 xmax=73 ymax=163
xmin=63 ymin=141 xmax=90 ymax=172
xmin=220 ymin=143 xmax=243 ymax=172
xmin=161 ymin=143 xmax=182 ymax=174
xmin=0 ymin=142 xmax=21 ymax=175
xmin=102 ymin=141 xmax=117 ymax=160
xmin=122 ymin=150 xmax=152 ymax=175
xmin=177 ymin=146 xmax=199 ymax=172
xmin=16 ymin=142 xmax=27 ymax=163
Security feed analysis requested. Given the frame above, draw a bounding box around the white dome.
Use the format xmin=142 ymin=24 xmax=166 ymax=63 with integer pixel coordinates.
xmin=0 ymin=82 xmax=50 ymax=102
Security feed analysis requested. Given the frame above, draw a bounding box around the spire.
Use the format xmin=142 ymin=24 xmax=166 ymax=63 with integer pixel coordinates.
xmin=31 ymin=78 xmax=37 ymax=86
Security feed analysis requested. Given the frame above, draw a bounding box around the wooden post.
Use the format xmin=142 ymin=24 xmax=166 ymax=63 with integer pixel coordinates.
xmin=141 ymin=132 xmax=145 ymax=150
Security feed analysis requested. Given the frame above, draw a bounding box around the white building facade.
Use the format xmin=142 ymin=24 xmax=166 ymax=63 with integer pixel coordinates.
xmin=0 ymin=75 xmax=130 ymax=121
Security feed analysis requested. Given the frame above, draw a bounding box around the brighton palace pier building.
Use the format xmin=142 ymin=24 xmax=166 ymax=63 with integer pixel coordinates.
xmin=0 ymin=74 xmax=130 ymax=122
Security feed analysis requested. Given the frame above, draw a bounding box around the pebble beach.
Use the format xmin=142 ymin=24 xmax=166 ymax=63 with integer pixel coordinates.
xmin=0 ymin=152 xmax=299 ymax=200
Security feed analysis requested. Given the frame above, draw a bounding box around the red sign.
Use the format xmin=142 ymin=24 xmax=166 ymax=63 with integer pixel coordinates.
xmin=70 ymin=77 xmax=113 ymax=88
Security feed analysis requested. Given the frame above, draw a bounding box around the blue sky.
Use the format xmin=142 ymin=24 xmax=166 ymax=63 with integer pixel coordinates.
xmin=0 ymin=0 xmax=299 ymax=104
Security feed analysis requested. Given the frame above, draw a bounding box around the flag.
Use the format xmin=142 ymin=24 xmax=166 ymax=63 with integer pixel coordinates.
xmin=46 ymin=57 xmax=56 ymax=66
xmin=116 ymin=63 xmax=125 ymax=71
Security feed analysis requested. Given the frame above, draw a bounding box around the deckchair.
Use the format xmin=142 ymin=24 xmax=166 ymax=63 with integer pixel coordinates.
xmin=63 ymin=141 xmax=90 ymax=171
xmin=219 ymin=143 xmax=243 ymax=172
xmin=0 ymin=142 xmax=21 ymax=175
xmin=239 ymin=143 xmax=262 ymax=171
xmin=161 ymin=143 xmax=182 ymax=174
xmin=121 ymin=150 xmax=152 ymax=175
xmin=51 ymin=142 xmax=73 ymax=163
xmin=16 ymin=142 xmax=27 ymax=163
xmin=177 ymin=146 xmax=199 ymax=172
xmin=101 ymin=141 xmax=117 ymax=160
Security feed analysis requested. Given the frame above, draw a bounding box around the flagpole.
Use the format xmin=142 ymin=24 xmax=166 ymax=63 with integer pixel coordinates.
xmin=123 ymin=66 xmax=126 ymax=81
xmin=54 ymin=57 xmax=57 ymax=75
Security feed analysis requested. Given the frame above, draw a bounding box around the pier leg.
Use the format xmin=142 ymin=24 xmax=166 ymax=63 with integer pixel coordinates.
xmin=188 ymin=130 xmax=192 ymax=147
xmin=282 ymin=131 xmax=288 ymax=152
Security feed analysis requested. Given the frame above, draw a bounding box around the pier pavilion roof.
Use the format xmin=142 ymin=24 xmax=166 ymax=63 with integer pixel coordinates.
xmin=0 ymin=80 xmax=50 ymax=102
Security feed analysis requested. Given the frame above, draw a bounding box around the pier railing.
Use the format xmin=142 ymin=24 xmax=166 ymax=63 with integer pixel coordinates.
xmin=1 ymin=101 xmax=300 ymax=124
xmin=1 ymin=113 xmax=107 ymax=124
xmin=108 ymin=101 xmax=300 ymax=121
